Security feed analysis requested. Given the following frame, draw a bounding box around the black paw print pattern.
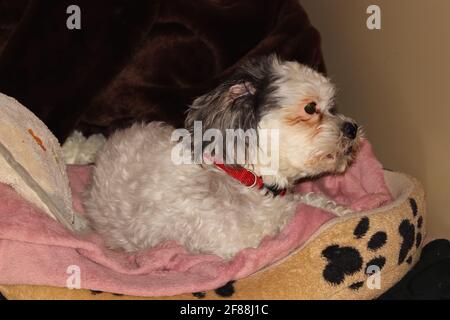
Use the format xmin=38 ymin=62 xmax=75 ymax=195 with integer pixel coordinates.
xmin=192 ymin=281 xmax=236 ymax=299
xmin=398 ymin=198 xmax=424 ymax=265
xmin=193 ymin=199 xmax=423 ymax=298
xmin=90 ymin=290 xmax=123 ymax=297
xmin=322 ymin=217 xmax=387 ymax=290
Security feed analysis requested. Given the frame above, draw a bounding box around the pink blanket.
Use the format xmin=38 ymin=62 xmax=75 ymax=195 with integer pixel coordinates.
xmin=0 ymin=140 xmax=392 ymax=296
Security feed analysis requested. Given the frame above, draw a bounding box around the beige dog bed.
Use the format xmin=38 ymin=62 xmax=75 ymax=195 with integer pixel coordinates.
xmin=0 ymin=93 xmax=425 ymax=300
xmin=0 ymin=171 xmax=425 ymax=300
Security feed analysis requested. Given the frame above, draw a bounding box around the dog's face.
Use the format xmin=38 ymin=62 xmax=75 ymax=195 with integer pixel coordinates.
xmin=186 ymin=56 xmax=362 ymax=188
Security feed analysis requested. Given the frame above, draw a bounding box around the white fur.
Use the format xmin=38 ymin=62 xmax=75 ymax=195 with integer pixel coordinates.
xmin=62 ymin=131 xmax=106 ymax=165
xmin=84 ymin=123 xmax=303 ymax=258
xmin=84 ymin=59 xmax=360 ymax=259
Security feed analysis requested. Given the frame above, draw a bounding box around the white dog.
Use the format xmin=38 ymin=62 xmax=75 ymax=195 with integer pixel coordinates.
xmin=84 ymin=56 xmax=361 ymax=259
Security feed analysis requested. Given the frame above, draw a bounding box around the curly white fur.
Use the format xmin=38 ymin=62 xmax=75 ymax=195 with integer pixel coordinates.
xmin=84 ymin=57 xmax=360 ymax=259
xmin=85 ymin=123 xmax=306 ymax=258
xmin=62 ymin=131 xmax=106 ymax=165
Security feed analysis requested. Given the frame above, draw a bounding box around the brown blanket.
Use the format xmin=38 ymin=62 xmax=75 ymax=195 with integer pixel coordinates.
xmin=0 ymin=0 xmax=325 ymax=142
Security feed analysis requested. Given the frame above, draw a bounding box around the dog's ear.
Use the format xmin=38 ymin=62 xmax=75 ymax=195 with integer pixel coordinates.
xmin=185 ymin=55 xmax=280 ymax=132
xmin=185 ymin=80 xmax=259 ymax=133
xmin=184 ymin=55 xmax=279 ymax=165
xmin=184 ymin=79 xmax=260 ymax=166
xmin=227 ymin=82 xmax=256 ymax=103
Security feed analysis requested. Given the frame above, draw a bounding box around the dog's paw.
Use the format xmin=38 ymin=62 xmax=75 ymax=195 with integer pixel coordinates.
xmin=299 ymin=192 xmax=353 ymax=216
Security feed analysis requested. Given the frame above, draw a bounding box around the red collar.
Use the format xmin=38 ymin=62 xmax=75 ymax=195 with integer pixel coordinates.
xmin=213 ymin=163 xmax=286 ymax=197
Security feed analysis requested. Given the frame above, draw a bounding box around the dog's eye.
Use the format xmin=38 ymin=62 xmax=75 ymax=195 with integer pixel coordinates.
xmin=304 ymin=102 xmax=317 ymax=115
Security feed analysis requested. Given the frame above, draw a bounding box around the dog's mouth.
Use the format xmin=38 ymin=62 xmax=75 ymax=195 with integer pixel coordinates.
xmin=325 ymin=146 xmax=352 ymax=160
xmin=324 ymin=142 xmax=359 ymax=172
xmin=345 ymin=146 xmax=353 ymax=155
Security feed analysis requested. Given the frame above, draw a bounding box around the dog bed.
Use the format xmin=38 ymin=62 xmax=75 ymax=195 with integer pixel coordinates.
xmin=0 ymin=94 xmax=426 ymax=300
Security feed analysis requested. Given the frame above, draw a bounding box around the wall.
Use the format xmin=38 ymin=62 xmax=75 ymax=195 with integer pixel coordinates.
xmin=301 ymin=0 xmax=450 ymax=239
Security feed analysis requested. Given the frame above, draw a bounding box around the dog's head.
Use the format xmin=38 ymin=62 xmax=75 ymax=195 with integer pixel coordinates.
xmin=185 ymin=55 xmax=362 ymax=188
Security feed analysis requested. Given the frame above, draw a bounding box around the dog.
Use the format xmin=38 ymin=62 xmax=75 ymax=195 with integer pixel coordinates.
xmin=84 ymin=55 xmax=361 ymax=259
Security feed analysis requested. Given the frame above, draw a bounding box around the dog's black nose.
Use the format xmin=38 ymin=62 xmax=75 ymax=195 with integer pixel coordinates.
xmin=342 ymin=122 xmax=358 ymax=140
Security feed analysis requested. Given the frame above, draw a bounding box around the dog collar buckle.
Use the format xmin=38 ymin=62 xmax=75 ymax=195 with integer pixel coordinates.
xmin=247 ymin=170 xmax=258 ymax=188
